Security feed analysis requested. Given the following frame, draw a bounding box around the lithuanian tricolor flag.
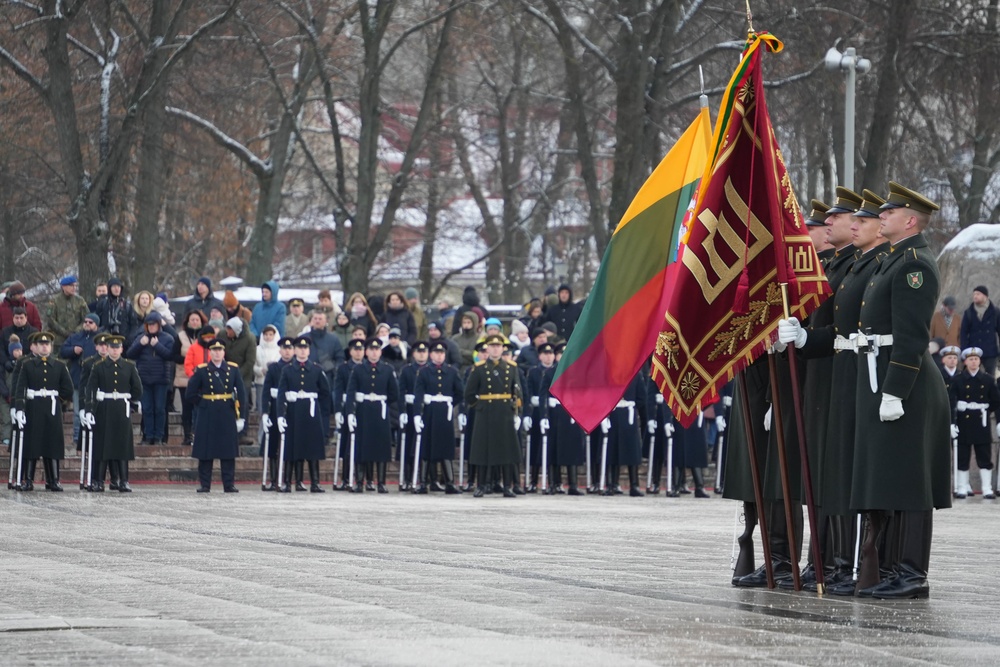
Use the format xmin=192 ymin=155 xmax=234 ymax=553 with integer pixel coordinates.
xmin=550 ymin=106 xmax=712 ymax=433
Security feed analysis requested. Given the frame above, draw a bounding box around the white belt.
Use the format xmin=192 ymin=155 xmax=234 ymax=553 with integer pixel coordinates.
xmin=959 ymin=401 xmax=990 ymax=427
xmin=548 ymin=397 xmax=561 ymax=408
xmin=614 ymin=399 xmax=636 ymax=424
xmin=27 ymin=388 xmax=61 ymax=416
xmin=424 ymin=394 xmax=454 ymax=420
xmin=270 ymin=388 xmax=279 ymax=399
xmin=286 ymin=391 xmax=320 ymax=417
xmin=356 ymin=392 xmax=388 ymax=419
xmin=96 ymin=390 xmax=132 ymax=417
xmin=838 ymin=332 xmax=895 ymax=393
xmin=405 ymin=394 xmax=415 ymax=404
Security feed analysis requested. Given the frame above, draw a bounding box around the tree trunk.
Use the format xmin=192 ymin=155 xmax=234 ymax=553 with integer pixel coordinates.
xmin=133 ymin=88 xmax=168 ymax=291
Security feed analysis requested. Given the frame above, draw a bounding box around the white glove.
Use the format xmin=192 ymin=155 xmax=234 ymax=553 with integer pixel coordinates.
xmin=285 ymin=392 xmax=298 ymax=402
xmin=771 ymin=339 xmax=788 ymax=354
xmin=261 ymin=413 xmax=272 ymax=430
xmin=9 ymin=407 xmax=15 ymax=421
xmin=522 ymin=416 xmax=532 ymax=431
xmin=764 ymin=405 xmax=772 ymax=432
xmin=722 ymin=396 xmax=733 ymax=407
xmin=335 ymin=412 xmax=344 ymax=428
xmin=78 ymin=409 xmax=88 ymax=425
xmin=458 ymin=414 xmax=467 ymax=429
xmin=13 ymin=409 xmax=25 ymax=428
xmin=540 ymin=418 xmax=549 ymax=434
xmin=950 ymin=423 xmax=959 ymax=439
xmin=664 ymin=422 xmax=675 ymax=437
xmin=647 ymin=419 xmax=657 ymax=434
xmin=84 ymin=411 xmax=96 ymax=429
xmin=600 ymin=418 xmax=611 ymax=434
xmin=956 ymin=400 xmax=968 ymax=412
xmin=879 ymin=392 xmax=904 ymax=422
xmin=513 ymin=416 xmax=522 ymax=431
xmin=277 ymin=417 xmax=287 ymax=433
xmin=716 ymin=415 xmax=726 ymax=433
xmin=399 ymin=412 xmax=408 ymax=427
xmin=655 ymin=393 xmax=664 ymax=404
xmin=413 ymin=415 xmax=424 ymax=433
xmin=347 ymin=413 xmax=357 ymax=432
xmin=236 ymin=418 xmax=245 ymax=431
xmin=777 ymin=317 xmax=807 ymax=348
xmin=134 ymin=402 xmax=142 ymax=415
xmin=530 ymin=396 xmax=540 ymax=407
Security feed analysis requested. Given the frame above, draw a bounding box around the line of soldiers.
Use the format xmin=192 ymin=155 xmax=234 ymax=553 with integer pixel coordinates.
xmin=724 ymin=182 xmax=952 ymax=600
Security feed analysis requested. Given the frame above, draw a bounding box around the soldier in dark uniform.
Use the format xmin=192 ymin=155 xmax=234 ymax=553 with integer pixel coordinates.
xmin=643 ymin=374 xmax=672 ymax=494
xmin=345 ymin=337 xmax=400 ymax=493
xmin=332 ymin=339 xmax=365 ymax=490
xmin=782 ymin=182 xmax=951 ymax=599
xmin=602 ymin=370 xmax=647 ymax=497
xmin=86 ymin=335 xmax=143 ymax=492
xmin=186 ymin=338 xmax=246 ymax=493
xmin=13 ymin=332 xmax=74 ymax=491
xmin=413 ymin=341 xmax=464 ymax=494
xmin=523 ymin=343 xmax=555 ymax=492
xmin=8 ymin=334 xmax=34 ymax=489
xmin=77 ymin=332 xmax=109 ymax=490
xmin=464 ymin=334 xmax=521 ymax=497
xmin=458 ymin=340 xmax=489 ymax=492
xmin=949 ymin=347 xmax=1000 ymax=499
xmin=277 ymin=336 xmax=332 ymax=492
xmin=939 ymin=345 xmax=961 ymax=391
xmin=398 ymin=341 xmax=429 ymax=491
xmin=539 ymin=344 xmax=586 ymax=495
xmin=259 ymin=336 xmax=294 ymax=491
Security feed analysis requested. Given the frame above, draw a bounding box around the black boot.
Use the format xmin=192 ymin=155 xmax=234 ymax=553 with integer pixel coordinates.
xmin=430 ymin=462 xmax=446 ymax=492
xmin=263 ymin=458 xmax=277 ymax=491
xmin=118 ymin=461 xmax=132 ymax=492
xmin=93 ymin=461 xmax=107 ymax=492
xmin=567 ymin=467 xmax=583 ymax=495
xmin=109 ymin=459 xmax=121 ymax=491
xmin=309 ymin=461 xmax=325 ymax=492
xmin=414 ymin=461 xmax=429 ymax=494
xmin=295 ymin=461 xmax=307 ymax=491
xmin=545 ymin=466 xmax=560 ymax=495
xmin=278 ymin=459 xmax=292 ymax=492
xmin=871 ymin=510 xmax=932 ymax=600
xmin=732 ymin=502 xmax=758 ymax=583
xmin=365 ymin=463 xmax=375 ymax=491
xmin=46 ymin=458 xmax=64 ymax=492
xmin=501 ymin=465 xmax=516 ymax=498
xmin=376 ymin=462 xmax=388 ymax=493
xmin=628 ymin=466 xmax=644 ymax=497
xmin=692 ymin=468 xmax=710 ymax=498
xmin=351 ymin=464 xmax=364 ymax=493
xmin=855 ymin=511 xmax=886 ymax=595
xmin=442 ymin=460 xmax=461 ymax=494
xmin=676 ymin=467 xmax=690 ymax=494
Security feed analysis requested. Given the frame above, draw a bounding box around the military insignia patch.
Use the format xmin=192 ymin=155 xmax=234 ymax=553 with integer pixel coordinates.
xmin=907 ymin=271 xmax=924 ymax=289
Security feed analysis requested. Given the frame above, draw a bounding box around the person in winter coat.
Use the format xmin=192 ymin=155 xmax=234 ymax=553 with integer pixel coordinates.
xmin=126 ymin=311 xmax=175 ymax=444
xmin=451 ymin=286 xmax=490 ymax=335
xmin=0 ymin=280 xmax=43 ymax=331
xmin=222 ymin=290 xmax=252 ymax=328
xmin=314 ymin=289 xmax=339 ymax=326
xmin=0 ymin=307 xmax=38 ymax=368
xmin=452 ymin=311 xmax=482 ymax=372
xmin=960 ymin=285 xmax=1000 ymax=377
xmin=383 ymin=290 xmax=417 ymax=346
xmin=518 ymin=299 xmax=545 ymax=334
xmin=930 ymin=295 xmax=961 ymax=348
xmin=250 ymin=280 xmax=286 ymax=338
xmin=405 ymin=287 xmax=428 ymax=340
xmin=253 ymin=323 xmax=280 ymax=409
xmin=151 ymin=296 xmax=176 ymax=327
xmin=224 ymin=317 xmax=257 ymax=412
xmin=93 ymin=277 xmax=137 ymax=337
xmin=174 ymin=310 xmax=205 ymax=445
xmin=133 ymin=290 xmax=156 ymax=324
xmin=346 ymin=292 xmax=378 ymax=337
xmin=427 ymin=322 xmax=461 ymax=367
xmin=331 ymin=311 xmax=353 ymax=350
xmin=542 ymin=284 xmax=583 ymax=341
xmin=183 ymin=277 xmax=225 ymax=317
xmin=285 ymin=298 xmax=309 ymax=338
xmin=60 ymin=312 xmax=101 ymax=445
xmin=46 ymin=275 xmax=89 ymax=349
xmin=302 ymin=310 xmax=344 ymax=389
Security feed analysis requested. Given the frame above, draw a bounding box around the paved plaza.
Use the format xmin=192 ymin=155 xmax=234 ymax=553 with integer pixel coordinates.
xmin=2 ymin=485 xmax=1000 ymax=666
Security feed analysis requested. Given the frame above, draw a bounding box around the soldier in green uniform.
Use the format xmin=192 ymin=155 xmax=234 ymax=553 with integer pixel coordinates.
xmin=12 ymin=332 xmax=74 ymax=491
xmin=46 ymin=276 xmax=89 ymax=350
xmin=87 ymin=335 xmax=143 ymax=492
xmin=783 ymin=181 xmax=951 ymax=599
xmin=464 ymin=334 xmax=522 ymax=498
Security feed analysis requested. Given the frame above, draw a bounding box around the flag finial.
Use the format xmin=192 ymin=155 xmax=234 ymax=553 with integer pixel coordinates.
xmin=745 ymin=0 xmax=754 ymax=34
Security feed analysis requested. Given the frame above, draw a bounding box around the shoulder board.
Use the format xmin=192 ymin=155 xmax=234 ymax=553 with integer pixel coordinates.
xmin=227 ymin=361 xmax=239 ymax=367
xmin=197 ymin=363 xmax=208 ymax=368
xmin=507 ymin=360 xmax=517 ymax=367
xmin=474 ymin=360 xmax=486 ymax=366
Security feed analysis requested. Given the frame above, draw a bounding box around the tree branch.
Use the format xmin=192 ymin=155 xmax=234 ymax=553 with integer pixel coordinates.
xmin=0 ymin=44 xmax=46 ymax=95
xmin=377 ymin=0 xmax=468 ymax=77
xmin=165 ymin=106 xmax=271 ymax=177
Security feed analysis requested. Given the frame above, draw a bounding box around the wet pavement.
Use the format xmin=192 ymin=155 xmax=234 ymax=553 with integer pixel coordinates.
xmin=2 ymin=485 xmax=999 ymax=666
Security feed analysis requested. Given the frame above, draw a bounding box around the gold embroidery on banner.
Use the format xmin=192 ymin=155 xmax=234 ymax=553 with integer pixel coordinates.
xmin=681 ymin=178 xmax=775 ymax=304
xmin=775 ymin=149 xmax=803 ymax=225
xmin=679 ymin=371 xmax=701 ymax=400
xmin=655 ymin=331 xmax=680 ymax=371
xmin=708 ymin=282 xmax=782 ymax=361
xmin=789 ymin=244 xmax=815 ymax=275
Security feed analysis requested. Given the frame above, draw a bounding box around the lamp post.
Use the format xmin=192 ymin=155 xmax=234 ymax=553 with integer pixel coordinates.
xmin=824 ymin=46 xmax=871 ymax=189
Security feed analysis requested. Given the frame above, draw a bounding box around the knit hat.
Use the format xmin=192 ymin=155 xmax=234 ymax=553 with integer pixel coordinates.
xmin=152 ymin=297 xmax=176 ymax=326
xmin=223 ymin=290 xmax=240 ymax=309
xmin=510 ymin=319 xmax=528 ymax=337
xmin=60 ymin=275 xmax=77 ymax=286
xmin=541 ymin=322 xmax=558 ymax=335
xmin=942 ymin=295 xmax=956 ymax=307
xmin=197 ymin=276 xmax=212 ymax=290
xmin=8 ymin=340 xmax=22 ymax=356
xmin=973 ymin=285 xmax=989 ymax=298
xmin=84 ymin=313 xmax=101 ymax=326
xmin=404 ymin=287 xmax=419 ymax=300
xmin=7 ymin=281 xmax=25 ymax=295
xmin=226 ymin=317 xmax=244 ymax=335
xmin=208 ymin=318 xmax=225 ymax=331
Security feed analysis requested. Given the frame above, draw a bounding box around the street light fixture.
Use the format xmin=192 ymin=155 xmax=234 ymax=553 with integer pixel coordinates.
xmin=825 ymin=46 xmax=871 ymax=190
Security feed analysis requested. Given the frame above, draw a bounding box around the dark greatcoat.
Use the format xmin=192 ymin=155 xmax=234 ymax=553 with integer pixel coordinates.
xmin=86 ymin=356 xmax=143 ymax=461
xmin=852 ymin=233 xmax=951 ymax=512
xmin=14 ymin=355 xmax=74 ymax=459
xmin=524 ymin=363 xmax=552 ymax=466
xmin=187 ymin=360 xmax=246 ymax=461
xmin=800 ymin=243 xmax=887 ymax=514
xmin=398 ymin=361 xmax=425 ymax=462
xmin=464 ymin=358 xmax=521 ymax=467
xmin=539 ymin=363 xmax=585 ymax=466
xmin=949 ymin=369 xmax=1000 ymax=446
xmin=333 ymin=360 xmax=362 ymax=458
xmin=277 ymin=359 xmax=332 ymax=462
xmin=799 ymin=245 xmax=856 ymax=505
xmin=77 ymin=352 xmax=104 ymax=452
xmin=414 ymin=362 xmax=464 ymax=461
xmin=345 ymin=360 xmax=399 ymax=463
xmin=643 ymin=376 xmax=672 ymax=461
xmin=722 ymin=355 xmax=770 ymax=503
xmin=606 ymin=372 xmax=646 ymax=467
xmin=259 ymin=358 xmax=291 ymax=458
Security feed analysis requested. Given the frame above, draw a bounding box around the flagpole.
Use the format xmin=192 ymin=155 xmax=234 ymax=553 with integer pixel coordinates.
xmin=765 ymin=348 xmax=802 ymax=591
xmin=736 ymin=369 xmax=775 ymax=588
